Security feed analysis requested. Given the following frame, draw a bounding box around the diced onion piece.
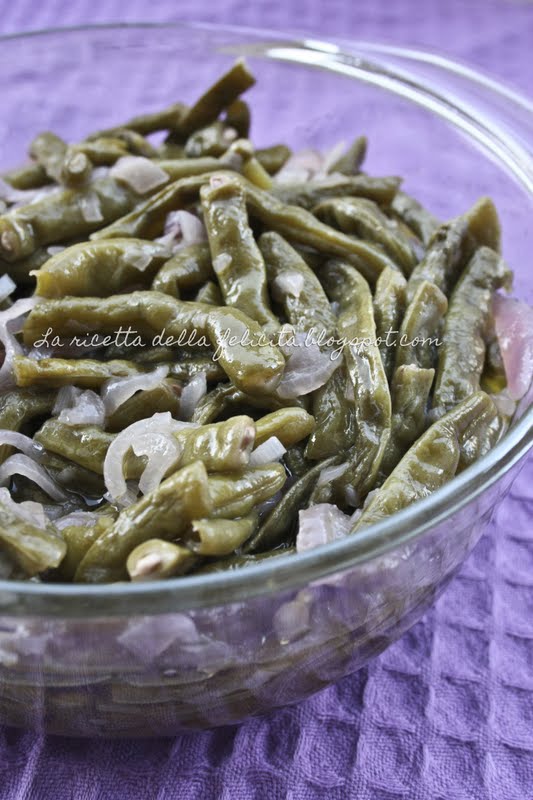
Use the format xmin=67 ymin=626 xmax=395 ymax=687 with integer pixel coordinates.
xmin=103 ymin=412 xmax=195 ymax=505
xmin=0 ymin=297 xmax=40 ymax=388
xmin=46 ymin=246 xmax=66 ymax=256
xmin=493 ymin=294 xmax=533 ymax=401
xmin=272 ymin=271 xmax=305 ymax=301
xmin=0 ymin=274 xmax=16 ymax=304
xmin=275 ymin=149 xmax=324 ymax=183
xmin=110 ymin=156 xmax=168 ymax=194
xmin=296 ymin=503 xmax=352 ymax=553
xmin=249 ymin=436 xmax=286 ymax=466
xmin=316 ymin=463 xmax=348 ymax=487
xmin=276 ymin=330 xmax=339 ymax=399
xmin=180 ymin=372 xmax=207 ymax=420
xmin=80 ymin=191 xmax=103 ymax=223
xmin=0 ymin=454 xmax=69 ymax=502
xmin=0 ymin=430 xmax=43 ymax=459
xmin=55 ymin=511 xmax=102 ymax=530
xmin=101 ymin=365 xmax=169 ymax=416
xmin=0 ymin=487 xmax=48 ymax=530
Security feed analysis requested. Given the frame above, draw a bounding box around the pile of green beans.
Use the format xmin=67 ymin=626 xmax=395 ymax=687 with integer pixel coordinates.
xmin=0 ymin=61 xmax=512 ymax=583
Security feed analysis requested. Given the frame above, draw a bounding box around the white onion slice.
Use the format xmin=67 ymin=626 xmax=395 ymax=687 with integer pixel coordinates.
xmin=0 ymin=297 xmax=40 ymax=388
xmin=0 ymin=430 xmax=43 ymax=459
xmin=0 ymin=275 xmax=16 ymax=304
xmin=157 ymin=210 xmax=207 ymax=250
xmin=46 ymin=246 xmax=66 ymax=257
xmin=493 ymin=293 xmax=533 ymax=401
xmin=180 ymin=372 xmax=207 ymax=420
xmin=320 ymin=140 xmax=347 ymax=175
xmin=296 ymin=503 xmax=352 ymax=553
xmin=316 ymin=463 xmax=349 ymax=487
xmin=249 ymin=436 xmax=286 ymax=466
xmin=101 ymin=365 xmax=169 ymax=416
xmin=103 ymin=412 xmax=195 ymax=504
xmin=57 ymin=389 xmax=106 ymax=426
xmin=110 ymin=156 xmax=168 ymax=194
xmin=80 ymin=191 xmax=103 ymax=223
xmin=272 ymin=271 xmax=305 ymax=301
xmin=132 ymin=433 xmax=181 ymax=496
xmin=276 ymin=331 xmax=339 ymax=399
xmin=55 ymin=511 xmax=102 ymax=530
xmin=275 ymin=149 xmax=324 ymax=183
xmin=0 ymin=487 xmax=48 ymax=530
xmin=0 ymin=454 xmax=69 ymax=502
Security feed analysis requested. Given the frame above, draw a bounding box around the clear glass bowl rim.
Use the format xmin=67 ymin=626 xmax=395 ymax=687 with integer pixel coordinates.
xmin=0 ymin=21 xmax=531 ymax=617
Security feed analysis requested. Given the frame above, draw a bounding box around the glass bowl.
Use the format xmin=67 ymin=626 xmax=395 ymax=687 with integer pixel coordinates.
xmin=0 ymin=23 xmax=531 ymax=737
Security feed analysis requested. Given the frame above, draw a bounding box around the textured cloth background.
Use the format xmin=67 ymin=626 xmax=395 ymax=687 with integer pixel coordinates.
xmin=0 ymin=1 xmax=532 ymax=798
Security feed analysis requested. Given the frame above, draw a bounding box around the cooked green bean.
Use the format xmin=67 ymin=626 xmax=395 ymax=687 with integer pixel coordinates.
xmin=126 ymin=538 xmax=198 ymax=581
xmin=152 ymin=243 xmax=213 ymax=297
xmin=255 ymin=145 xmax=291 ymax=175
xmin=259 ymin=231 xmax=336 ymax=337
xmin=0 ymin=248 xmax=52 ymax=287
xmin=373 ymin=266 xmax=407 ymax=380
xmin=329 ymin=135 xmax=368 ymax=174
xmin=58 ymin=516 xmax=115 ymax=580
xmin=305 ymin=367 xmax=356 ymax=460
xmin=0 ymin=497 xmax=66 ymax=577
xmin=35 ymin=421 xmax=118 ymax=475
xmin=0 ymin=388 xmax=56 ymax=463
xmin=391 ymin=190 xmax=440 ymax=245
xmin=272 ymin=174 xmax=401 ymax=210
xmin=432 ymin=246 xmax=512 ymax=418
xmin=14 ymin=357 xmax=142 ymax=390
xmin=224 ymin=98 xmax=251 ymax=138
xmin=35 ymin=238 xmax=171 ymax=297
xmin=194 ymin=280 xmax=223 ymax=306
xmin=191 ymin=381 xmax=303 ymax=425
xmin=191 ymin=514 xmax=258 ymax=556
xmin=255 ymin=408 xmax=315 ymax=447
xmin=314 ymin=197 xmax=417 ymax=273
xmin=208 ymin=463 xmax=286 ymax=519
xmin=351 ymin=392 xmax=500 ymax=531
xmin=105 ymin=383 xmax=180 ymax=433
xmin=322 ymin=260 xmax=391 ymax=503
xmin=75 ymin=460 xmax=211 ymax=582
xmin=184 ymin=121 xmax=236 ymax=158
xmin=2 ymin=162 xmax=49 ymax=190
xmin=89 ymin=103 xmax=185 ymax=139
xmin=395 ymin=280 xmax=448 ymax=371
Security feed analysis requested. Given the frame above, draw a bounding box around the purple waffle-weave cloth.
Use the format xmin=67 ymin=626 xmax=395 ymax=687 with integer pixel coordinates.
xmin=0 ymin=1 xmax=532 ymax=798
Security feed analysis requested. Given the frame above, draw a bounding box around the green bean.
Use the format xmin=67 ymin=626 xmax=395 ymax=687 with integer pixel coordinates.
xmin=208 ymin=463 xmax=287 ymax=519
xmin=329 ymin=135 xmax=367 ymax=174
xmin=272 ymin=174 xmax=401 ymax=210
xmin=22 ymin=293 xmax=285 ymax=394
xmin=168 ymin=356 xmax=225 ymax=384
xmin=184 ymin=121 xmax=237 ymax=158
xmin=259 ymin=231 xmax=336 ymax=337
xmin=191 ymin=382 xmax=303 ymax=425
xmin=244 ymin=456 xmax=337 ymax=553
xmin=284 ymin=444 xmax=309 ymax=478
xmin=88 ymin=103 xmax=186 ymax=139
xmin=105 ymin=383 xmax=180 ymax=433
xmin=42 ymin=453 xmax=107 ymax=498
xmin=191 ymin=514 xmax=258 ymax=556
xmin=323 ymin=260 xmax=391 ymax=503
xmin=178 ymin=59 xmax=256 ymax=138
xmin=305 ymin=367 xmax=356 ymax=460
xmin=432 ymin=246 xmax=512 ymax=418
xmin=174 ymin=416 xmax=256 ymax=472
xmin=14 ymin=357 xmax=142 ymax=390
xmin=224 ymin=139 xmax=273 ymax=190
xmin=35 ymin=421 xmax=118 ymax=475
xmin=255 ymin=408 xmax=315 ymax=447
xmin=194 ymin=280 xmax=223 ymax=306
xmin=391 ymin=190 xmax=440 ymax=246
xmin=91 ymin=171 xmax=234 ymax=241
xmin=373 ymin=266 xmax=407 ymax=380
xmin=351 ymin=392 xmax=500 ymax=531
xmin=314 ymin=197 xmax=417 ymax=273
xmin=379 ymin=365 xmax=434 ymax=478
xmin=75 ymin=461 xmax=212 ymax=582
xmin=255 ymin=145 xmax=291 ymax=175
xmin=104 ymin=129 xmax=158 ymax=158
xmin=406 ymin=197 xmax=501 ymax=302
xmin=29 ymin=131 xmax=69 ymax=183
xmin=395 ymin=280 xmax=448 ymax=371
xmin=200 ymin=179 xmax=278 ymax=329
xmin=241 ymin=175 xmax=398 ymax=282
xmin=196 ymin=547 xmax=294 ymax=574
xmin=224 ymin=98 xmax=251 ymax=138
xmin=0 ymin=388 xmax=56 ymax=463
xmin=151 ymin=243 xmax=213 ymax=298
xmin=0 ymin=498 xmax=66 ymax=577
xmin=2 ymin=162 xmax=49 ymax=190
xmin=59 ymin=148 xmax=93 ymax=188
xmin=34 ymin=239 xmax=171 ymax=298
xmin=58 ymin=516 xmax=115 ymax=580
xmin=126 ymin=539 xmax=198 ymax=581
xmin=0 ymin=248 xmax=52 ymax=287
xmin=72 ymin=137 xmax=129 ymax=165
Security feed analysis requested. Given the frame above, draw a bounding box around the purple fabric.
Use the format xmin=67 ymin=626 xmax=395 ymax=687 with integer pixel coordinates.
xmin=0 ymin=1 xmax=532 ymax=798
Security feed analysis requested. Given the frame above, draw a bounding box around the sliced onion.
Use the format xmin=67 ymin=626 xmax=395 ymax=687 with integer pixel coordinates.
xmin=103 ymin=412 xmax=195 ymax=505
xmin=180 ymin=372 xmax=207 ymax=420
xmin=320 ymin=140 xmax=347 ymax=175
xmin=0 ymin=297 xmax=40 ymax=388
xmin=275 ymin=149 xmax=324 ymax=183
xmin=276 ymin=330 xmax=339 ymax=399
xmin=80 ymin=191 xmax=103 ymax=223
xmin=110 ymin=156 xmax=168 ymax=194
xmin=316 ymin=463 xmax=348 ymax=487
xmin=493 ymin=293 xmax=533 ymax=401
xmin=0 ymin=178 xmax=57 ymax=206
xmin=296 ymin=503 xmax=352 ymax=553
xmin=0 ymin=275 xmax=16 ymax=304
xmin=132 ymin=433 xmax=181 ymax=496
xmin=0 ymin=454 xmax=69 ymax=502
xmin=101 ymin=365 xmax=169 ymax=416
xmin=0 ymin=487 xmax=48 ymax=530
xmin=272 ymin=271 xmax=305 ymax=301
xmin=46 ymin=246 xmax=65 ymax=256
xmin=55 ymin=511 xmax=102 ymax=530
xmin=57 ymin=389 xmax=106 ymax=426
xmin=0 ymin=430 xmax=43 ymax=459
xmin=249 ymin=436 xmax=286 ymax=466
